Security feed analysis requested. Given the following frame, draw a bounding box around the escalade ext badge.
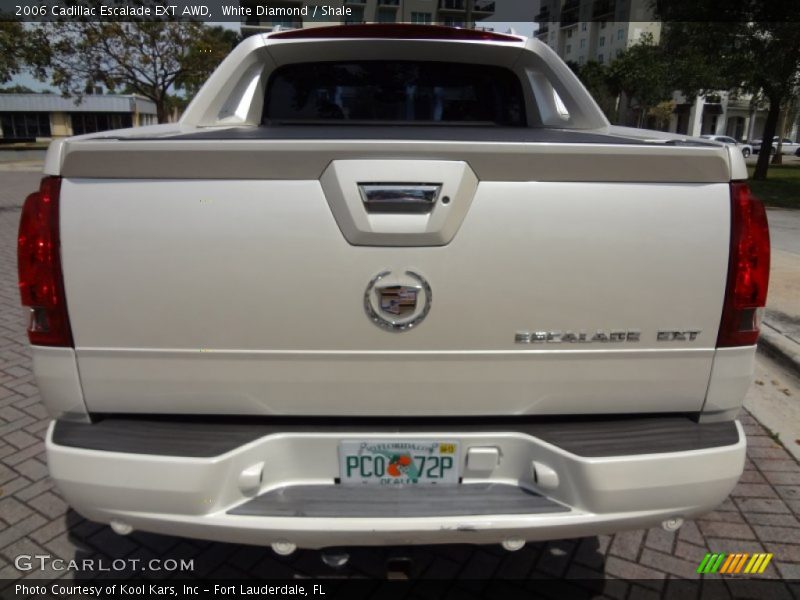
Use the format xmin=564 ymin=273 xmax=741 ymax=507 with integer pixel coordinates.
xmin=365 ymin=271 xmax=431 ymax=331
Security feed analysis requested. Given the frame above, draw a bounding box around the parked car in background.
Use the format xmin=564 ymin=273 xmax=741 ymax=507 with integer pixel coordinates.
xmin=700 ymin=135 xmax=753 ymax=158
xmin=751 ymin=136 xmax=800 ymax=156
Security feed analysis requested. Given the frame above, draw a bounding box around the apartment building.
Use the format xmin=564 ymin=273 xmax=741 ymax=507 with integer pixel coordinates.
xmin=240 ymin=0 xmax=496 ymax=36
xmin=533 ymin=0 xmax=798 ymax=142
xmin=534 ymin=0 xmax=659 ymax=66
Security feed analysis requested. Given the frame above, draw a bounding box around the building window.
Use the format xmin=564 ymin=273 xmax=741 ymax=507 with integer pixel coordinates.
xmin=441 ymin=16 xmax=465 ymax=27
xmin=377 ymin=8 xmax=395 ymax=22
xmin=581 ymin=22 xmax=587 ymax=31
xmin=599 ymin=36 xmax=605 ymax=46
xmin=0 ymin=112 xmax=51 ymax=139
xmin=598 ymin=54 xmax=604 ymax=64
xmin=271 ymin=16 xmax=301 ymax=28
xmin=70 ymin=112 xmax=132 ymax=136
xmin=566 ymin=44 xmax=572 ymax=53
xmin=617 ymin=28 xmax=624 ymax=40
xmin=567 ymin=29 xmax=573 ymax=38
xmin=600 ymin=21 xmax=606 ymax=29
xmin=411 ymin=11 xmax=431 ymax=24
xmin=616 ymin=48 xmax=622 ymax=57
xmin=345 ymin=7 xmax=363 ymax=23
xmin=580 ymin=38 xmax=586 ymax=48
xmin=578 ymin=55 xmax=585 ymax=64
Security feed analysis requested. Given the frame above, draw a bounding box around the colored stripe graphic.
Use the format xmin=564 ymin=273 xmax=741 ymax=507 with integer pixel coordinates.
xmin=719 ymin=553 xmax=736 ymax=574
xmin=698 ymin=553 xmax=727 ymax=574
xmin=758 ymin=554 xmax=773 ymax=574
xmin=703 ymin=553 xmax=774 ymax=575
xmin=697 ymin=553 xmax=713 ymax=574
xmin=744 ymin=554 xmax=762 ymax=574
xmin=734 ymin=553 xmax=749 ymax=573
xmin=711 ymin=553 xmax=726 ymax=573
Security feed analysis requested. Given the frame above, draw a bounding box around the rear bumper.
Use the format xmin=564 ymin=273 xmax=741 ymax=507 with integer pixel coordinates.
xmin=46 ymin=417 xmax=746 ymax=548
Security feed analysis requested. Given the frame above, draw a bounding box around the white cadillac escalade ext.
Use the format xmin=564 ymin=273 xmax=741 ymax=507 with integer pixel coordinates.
xmin=19 ymin=25 xmax=770 ymax=554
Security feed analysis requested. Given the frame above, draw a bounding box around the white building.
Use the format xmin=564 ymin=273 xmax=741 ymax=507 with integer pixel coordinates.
xmin=534 ymin=0 xmax=660 ymax=67
xmin=0 ymin=93 xmax=158 ymax=141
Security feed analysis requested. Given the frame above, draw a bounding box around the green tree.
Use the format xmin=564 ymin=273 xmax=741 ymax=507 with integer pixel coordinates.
xmin=175 ymin=25 xmax=239 ymax=99
xmin=0 ymin=21 xmax=31 ymax=84
xmin=31 ymin=20 xmax=239 ymax=123
xmin=648 ymin=100 xmax=677 ymax=130
xmin=568 ymin=60 xmax=619 ymax=122
xmin=608 ymin=33 xmax=673 ymax=127
xmin=658 ymin=1 xmax=800 ymax=180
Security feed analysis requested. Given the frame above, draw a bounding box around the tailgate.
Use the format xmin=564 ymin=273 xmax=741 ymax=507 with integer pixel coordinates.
xmin=59 ymin=141 xmax=731 ymax=416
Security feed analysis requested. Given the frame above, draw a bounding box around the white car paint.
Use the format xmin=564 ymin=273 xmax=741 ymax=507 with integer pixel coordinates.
xmin=33 ymin=28 xmax=758 ymax=549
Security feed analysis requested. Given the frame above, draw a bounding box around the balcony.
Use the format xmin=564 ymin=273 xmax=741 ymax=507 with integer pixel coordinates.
xmin=439 ymin=0 xmax=466 ymax=12
xmin=537 ymin=22 xmax=550 ymax=35
xmin=560 ymin=0 xmax=579 ymax=27
xmin=474 ymin=0 xmax=495 ymax=13
xmin=592 ymin=0 xmax=614 ymax=20
xmin=560 ymin=11 xmax=578 ymax=27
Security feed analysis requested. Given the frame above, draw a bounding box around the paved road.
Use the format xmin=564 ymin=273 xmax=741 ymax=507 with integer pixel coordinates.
xmin=0 ymin=169 xmax=40 ymax=209
xmin=1 ymin=170 xmax=799 ymax=593
xmin=0 ymin=150 xmax=46 ymax=165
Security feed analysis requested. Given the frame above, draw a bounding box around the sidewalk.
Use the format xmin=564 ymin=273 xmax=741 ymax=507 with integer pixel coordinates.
xmin=755 ymin=218 xmax=800 ymax=463
xmin=760 ymin=246 xmax=800 ymax=375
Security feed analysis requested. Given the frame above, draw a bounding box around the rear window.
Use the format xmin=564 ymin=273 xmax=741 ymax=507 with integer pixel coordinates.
xmin=262 ymin=61 xmax=526 ymax=126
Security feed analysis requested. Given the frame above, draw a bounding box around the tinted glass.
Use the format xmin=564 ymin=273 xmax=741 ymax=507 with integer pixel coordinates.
xmin=263 ymin=61 xmax=526 ymax=126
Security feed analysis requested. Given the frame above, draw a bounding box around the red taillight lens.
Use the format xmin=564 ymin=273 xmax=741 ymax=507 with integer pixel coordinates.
xmin=717 ymin=182 xmax=770 ymax=347
xmin=17 ymin=176 xmax=73 ymax=347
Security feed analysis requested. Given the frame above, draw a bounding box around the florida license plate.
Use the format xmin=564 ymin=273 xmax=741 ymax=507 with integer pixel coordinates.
xmin=338 ymin=440 xmax=460 ymax=485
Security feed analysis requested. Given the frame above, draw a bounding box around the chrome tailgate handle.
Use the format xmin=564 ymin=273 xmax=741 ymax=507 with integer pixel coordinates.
xmin=358 ymin=183 xmax=442 ymax=214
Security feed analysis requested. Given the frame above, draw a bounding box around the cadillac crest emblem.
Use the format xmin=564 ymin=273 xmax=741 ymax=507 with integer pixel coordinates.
xmin=365 ymin=271 xmax=431 ymax=331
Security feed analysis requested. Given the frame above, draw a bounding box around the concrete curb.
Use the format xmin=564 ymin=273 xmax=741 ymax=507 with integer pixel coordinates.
xmin=758 ymin=322 xmax=800 ymax=376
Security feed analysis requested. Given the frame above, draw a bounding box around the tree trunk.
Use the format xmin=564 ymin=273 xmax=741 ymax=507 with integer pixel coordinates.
xmin=771 ymin=107 xmax=787 ymax=165
xmin=752 ymin=97 xmax=781 ymax=181
xmin=155 ymin=99 xmax=169 ymax=124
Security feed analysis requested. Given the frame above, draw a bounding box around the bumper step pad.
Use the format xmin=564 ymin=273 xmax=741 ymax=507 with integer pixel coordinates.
xmin=228 ymin=483 xmax=569 ymax=518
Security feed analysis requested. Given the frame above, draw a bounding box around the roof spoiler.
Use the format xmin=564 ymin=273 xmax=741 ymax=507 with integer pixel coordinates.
xmin=268 ymin=24 xmax=524 ymax=43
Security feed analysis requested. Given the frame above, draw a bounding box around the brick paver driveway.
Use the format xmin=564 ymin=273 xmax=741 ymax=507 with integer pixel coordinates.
xmin=1 ymin=170 xmax=799 ymax=595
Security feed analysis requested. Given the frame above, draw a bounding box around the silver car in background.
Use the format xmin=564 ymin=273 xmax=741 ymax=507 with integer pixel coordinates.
xmin=751 ymin=136 xmax=800 ymax=156
xmin=700 ymin=134 xmax=753 ymax=158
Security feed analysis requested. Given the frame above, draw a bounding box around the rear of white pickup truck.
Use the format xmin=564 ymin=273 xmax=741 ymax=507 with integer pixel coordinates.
xmin=20 ymin=25 xmax=770 ymax=550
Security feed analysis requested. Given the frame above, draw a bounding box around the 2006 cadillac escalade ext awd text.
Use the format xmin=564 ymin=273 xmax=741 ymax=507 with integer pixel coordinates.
xmin=19 ymin=24 xmax=770 ymax=552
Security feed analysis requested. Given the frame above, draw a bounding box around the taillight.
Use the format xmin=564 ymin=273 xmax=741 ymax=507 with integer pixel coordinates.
xmin=717 ymin=182 xmax=770 ymax=347
xmin=17 ymin=176 xmax=73 ymax=347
